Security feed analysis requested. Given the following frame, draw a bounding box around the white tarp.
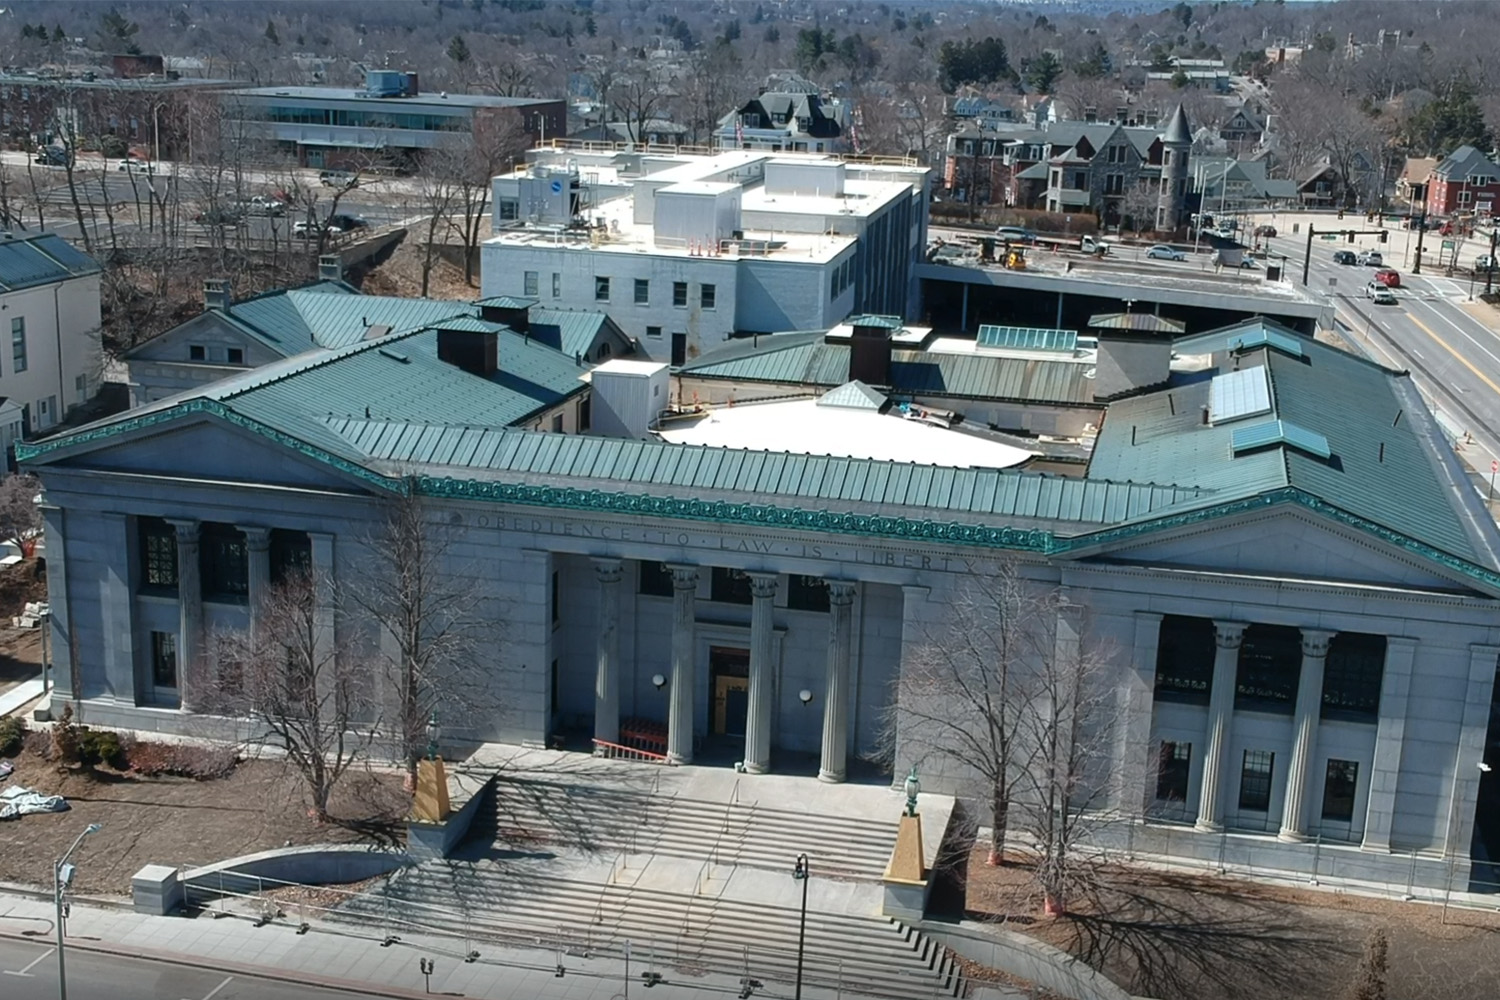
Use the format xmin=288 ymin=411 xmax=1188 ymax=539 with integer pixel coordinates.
xmin=0 ymin=785 xmax=69 ymax=820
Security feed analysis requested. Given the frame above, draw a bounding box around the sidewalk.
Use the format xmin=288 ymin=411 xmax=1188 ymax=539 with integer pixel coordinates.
xmin=0 ymin=888 xmax=959 ymax=1000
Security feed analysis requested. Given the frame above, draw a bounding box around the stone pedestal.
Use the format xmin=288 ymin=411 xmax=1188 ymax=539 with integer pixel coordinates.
xmin=132 ymin=864 xmax=184 ymax=915
xmin=881 ymin=813 xmax=930 ymax=921
xmin=412 ymin=757 xmax=451 ymax=823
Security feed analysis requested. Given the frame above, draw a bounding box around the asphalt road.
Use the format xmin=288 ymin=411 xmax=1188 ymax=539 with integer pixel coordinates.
xmin=0 ymin=937 xmax=393 ymax=1000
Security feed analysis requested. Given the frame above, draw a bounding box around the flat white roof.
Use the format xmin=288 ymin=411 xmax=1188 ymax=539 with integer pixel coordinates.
xmin=593 ymin=359 xmax=669 ymax=376
xmin=659 ymin=181 xmax=741 ymax=196
xmin=655 ymin=398 xmax=1035 ymax=469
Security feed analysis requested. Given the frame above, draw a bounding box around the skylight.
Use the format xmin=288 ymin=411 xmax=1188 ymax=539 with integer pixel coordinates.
xmin=1209 ymin=366 xmax=1272 ymax=424
xmin=976 ymin=325 xmax=1078 ymax=353
xmin=1230 ymin=419 xmax=1331 ymax=460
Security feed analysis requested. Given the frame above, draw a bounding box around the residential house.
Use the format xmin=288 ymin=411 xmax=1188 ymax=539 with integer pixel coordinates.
xmin=123 ymin=257 xmax=632 ymax=406
xmin=1297 ymin=161 xmax=1346 ymax=209
xmin=1396 ymin=157 xmax=1437 ymax=209
xmin=569 ymin=119 xmax=689 ymax=147
xmin=1426 ymin=145 xmax=1500 ymax=219
xmin=1193 ymin=156 xmax=1297 ymax=213
xmin=717 ymin=89 xmax=845 ymax=153
xmin=0 ymin=231 xmax=102 ymax=451
xmin=1219 ymin=106 xmax=1265 ymax=149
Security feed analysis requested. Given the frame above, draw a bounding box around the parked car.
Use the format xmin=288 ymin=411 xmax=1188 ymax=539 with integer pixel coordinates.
xmin=1079 ymin=234 xmax=1110 ymax=255
xmin=1356 ymin=250 xmax=1383 ymax=267
xmin=33 ymin=146 xmax=72 ymax=167
xmin=1477 ymin=254 xmax=1499 ymax=272
xmin=1145 ymin=244 xmax=1186 ymax=261
xmin=115 ymin=157 xmax=155 ymax=174
xmin=1254 ymin=225 xmax=1277 ymax=238
xmin=1214 ymin=251 xmax=1260 ymax=269
xmin=236 ymin=195 xmax=288 ymax=217
xmin=1332 ymin=249 xmax=1357 ymax=265
xmin=1366 ymin=282 xmax=1397 ymax=305
xmin=994 ymin=226 xmax=1037 ymax=244
xmin=192 ymin=208 xmax=244 ymax=227
xmin=319 ymin=170 xmax=358 ymax=188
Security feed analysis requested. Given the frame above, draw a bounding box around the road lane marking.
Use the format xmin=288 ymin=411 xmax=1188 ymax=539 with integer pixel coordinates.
xmin=1401 ymin=310 xmax=1500 ymax=396
xmin=3 ymin=947 xmax=54 ymax=976
xmin=184 ymin=976 xmax=234 ymax=1000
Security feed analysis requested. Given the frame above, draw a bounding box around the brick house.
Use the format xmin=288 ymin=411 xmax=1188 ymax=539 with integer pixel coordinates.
xmin=1426 ymin=145 xmax=1500 ymax=218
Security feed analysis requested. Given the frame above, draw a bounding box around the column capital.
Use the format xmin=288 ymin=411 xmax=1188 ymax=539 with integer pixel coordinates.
xmin=165 ymin=517 xmax=200 ymax=542
xmin=1300 ymin=629 xmax=1335 ymax=658
xmin=240 ymin=525 xmax=272 ymax=550
xmin=747 ymin=572 xmax=779 ymax=599
xmin=666 ymin=563 xmax=699 ymax=590
xmin=826 ymin=579 xmax=856 ymax=606
xmin=591 ymin=556 xmax=624 ymax=583
xmin=1212 ymin=620 xmax=1247 ymax=649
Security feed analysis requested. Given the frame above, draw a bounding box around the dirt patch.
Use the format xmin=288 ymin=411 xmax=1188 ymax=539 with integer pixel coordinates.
xmin=0 ymin=746 xmax=410 ymax=896
xmin=964 ymin=846 xmax=1500 ymax=1000
xmin=361 ymin=238 xmax=479 ymax=301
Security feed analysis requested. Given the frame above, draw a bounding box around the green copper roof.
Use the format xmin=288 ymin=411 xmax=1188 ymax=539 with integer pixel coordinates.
xmin=478 ymin=296 xmax=538 ymax=310
xmin=818 ymin=380 xmax=887 ymax=410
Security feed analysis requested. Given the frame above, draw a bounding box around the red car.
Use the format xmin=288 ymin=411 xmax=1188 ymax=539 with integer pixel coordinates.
xmin=1374 ymin=268 xmax=1401 ymax=288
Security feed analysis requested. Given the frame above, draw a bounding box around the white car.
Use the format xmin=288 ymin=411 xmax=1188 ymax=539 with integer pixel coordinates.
xmin=1146 ymin=244 xmax=1186 ymax=261
xmin=1366 ymin=282 xmax=1397 ymax=304
xmin=116 ymin=158 xmax=155 ymax=174
xmin=1356 ymin=251 xmax=1383 ymax=266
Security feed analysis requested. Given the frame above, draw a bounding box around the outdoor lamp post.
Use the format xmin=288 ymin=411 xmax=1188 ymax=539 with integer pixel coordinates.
xmin=651 ymin=673 xmax=667 ymax=691
xmin=791 ymin=853 xmax=810 ymax=1000
xmin=425 ymin=712 xmax=441 ymax=760
xmin=54 ymin=822 xmax=102 ymax=1000
xmin=904 ymin=766 xmax=921 ymax=818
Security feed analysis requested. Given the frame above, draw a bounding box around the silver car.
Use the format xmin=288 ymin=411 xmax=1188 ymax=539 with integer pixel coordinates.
xmin=1146 ymin=244 xmax=1186 ymax=261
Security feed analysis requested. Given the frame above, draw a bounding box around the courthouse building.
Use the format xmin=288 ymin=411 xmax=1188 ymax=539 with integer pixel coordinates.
xmin=20 ymin=315 xmax=1500 ymax=890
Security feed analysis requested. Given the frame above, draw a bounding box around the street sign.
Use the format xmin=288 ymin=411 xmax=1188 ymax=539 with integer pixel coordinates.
xmin=1442 ymin=240 xmax=1456 ymax=250
xmin=1328 ymin=277 xmax=1338 ymax=287
xmin=1491 ymin=460 xmax=1497 ymax=474
xmin=1321 ymin=234 xmax=1339 ymax=240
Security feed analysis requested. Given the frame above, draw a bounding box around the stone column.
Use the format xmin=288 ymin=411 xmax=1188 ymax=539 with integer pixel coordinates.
xmin=666 ymin=564 xmax=699 ymax=765
xmin=1195 ymin=620 xmax=1246 ymax=833
xmin=819 ymin=580 xmax=857 ymax=784
xmin=308 ymin=532 xmax=336 ymax=708
xmin=166 ymin=518 xmax=201 ymax=711
xmin=1115 ymin=612 xmax=1163 ymax=814
xmin=98 ymin=511 xmax=134 ymax=706
xmin=1362 ymin=637 xmax=1416 ymax=852
xmin=1279 ymin=629 xmax=1334 ymax=842
xmin=241 ymin=526 xmax=271 ymax=635
xmin=592 ymin=558 xmax=623 ymax=746
xmin=1448 ymin=644 xmax=1500 ymax=857
xmin=743 ymin=572 xmax=779 ymax=774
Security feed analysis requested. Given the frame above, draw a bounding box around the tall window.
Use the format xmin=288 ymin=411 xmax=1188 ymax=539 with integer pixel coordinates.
xmin=11 ymin=317 xmax=26 ymax=373
xmin=1322 ymin=759 xmax=1359 ymax=822
xmin=524 ymin=271 xmax=539 ymax=296
xmin=552 ymin=272 xmax=561 ymax=298
xmin=200 ymin=523 xmax=248 ymax=602
xmin=269 ymin=529 xmax=311 ymax=584
xmin=1238 ymin=750 xmax=1274 ymax=812
xmin=151 ymin=631 xmax=178 ymax=688
xmin=710 ymin=567 xmax=753 ymax=604
xmin=1235 ymin=624 xmax=1301 ymax=714
xmin=638 ymin=560 xmax=674 ymax=597
xmin=550 ymin=570 xmax=559 ymax=625
xmin=786 ymin=574 xmax=829 ymax=612
xmin=139 ymin=517 xmax=178 ymax=591
xmin=673 ymin=281 xmax=688 ymax=307
xmin=1154 ymin=615 xmax=1215 ymax=704
xmin=1322 ymin=633 xmax=1385 ymax=722
xmin=701 ymin=283 xmax=716 ymax=309
xmin=1156 ymin=742 xmax=1191 ymax=802
xmin=634 ymin=278 xmax=650 ymax=304
xmin=594 ymin=276 xmax=610 ymax=301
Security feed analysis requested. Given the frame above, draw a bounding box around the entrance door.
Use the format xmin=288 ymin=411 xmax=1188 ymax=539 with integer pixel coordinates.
xmin=671 ymin=332 xmax=687 ymax=367
xmin=710 ymin=646 xmax=750 ymax=737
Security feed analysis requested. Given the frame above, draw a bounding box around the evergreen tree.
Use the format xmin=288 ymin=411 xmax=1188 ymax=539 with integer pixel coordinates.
xmin=265 ymin=19 xmax=280 ymax=45
xmin=1024 ymin=51 xmax=1065 ymax=94
xmin=447 ymin=34 xmax=472 ymax=66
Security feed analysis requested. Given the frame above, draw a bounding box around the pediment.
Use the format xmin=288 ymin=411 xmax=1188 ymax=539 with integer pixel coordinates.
xmin=1076 ymin=505 xmax=1486 ymax=595
xmin=44 ymin=411 xmax=385 ymax=495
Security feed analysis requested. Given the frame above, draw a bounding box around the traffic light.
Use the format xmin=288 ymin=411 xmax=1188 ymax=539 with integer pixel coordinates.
xmin=1347 ymin=231 xmax=1355 ymax=242
xmin=1379 ymin=230 xmax=1388 ymax=243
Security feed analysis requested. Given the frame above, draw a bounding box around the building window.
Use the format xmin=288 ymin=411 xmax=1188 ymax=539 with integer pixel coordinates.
xmin=595 ymin=276 xmax=610 ymax=301
xmin=634 ymin=278 xmax=650 ymax=304
xmin=701 ymin=284 xmax=716 ymax=309
xmin=1235 ymin=624 xmax=1301 ymax=714
xmin=646 ymin=325 xmax=663 ymax=339
xmin=200 ymin=523 xmax=248 ymax=602
xmin=269 ymin=529 xmax=311 ymax=584
xmin=673 ymin=281 xmax=688 ymax=307
xmin=639 ymin=560 xmax=674 ymax=597
xmin=227 ymin=347 xmax=244 ymax=365
xmin=498 ymin=198 xmax=519 ymax=220
xmin=578 ymin=395 xmax=591 ymax=432
xmin=710 ymin=567 xmax=754 ymax=604
xmin=139 ymin=517 xmax=178 ymax=592
xmin=1321 ymin=633 xmax=1385 ymax=722
xmin=1154 ymin=615 xmax=1215 ymax=704
xmin=75 ymin=373 xmax=87 ymax=402
xmin=189 ymin=344 xmax=206 ymax=361
xmin=1322 ymin=759 xmax=1359 ymax=822
xmin=1238 ymin=750 xmax=1274 ymax=812
xmin=551 ymin=412 xmax=564 ymax=433
xmin=1156 ymin=742 xmax=1191 ymax=802
xmin=786 ymin=574 xmax=829 ymax=612
xmin=1106 ymin=174 xmax=1124 ymax=195
xmin=151 ymin=631 xmax=178 ymax=688
xmin=550 ymin=570 xmax=559 ymax=625
xmin=552 ymin=273 xmax=561 ymax=298
xmin=11 ymin=317 xmax=26 ymax=373
xmin=524 ymin=271 xmax=539 ymax=297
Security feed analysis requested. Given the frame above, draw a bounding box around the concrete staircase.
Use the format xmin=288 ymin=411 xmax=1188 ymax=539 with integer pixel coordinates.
xmin=487 ymin=775 xmax=901 ymax=881
xmin=333 ymin=860 xmax=963 ymax=999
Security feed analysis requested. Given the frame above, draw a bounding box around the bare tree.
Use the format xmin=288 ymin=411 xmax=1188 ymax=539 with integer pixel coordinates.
xmin=1120 ymin=179 xmax=1161 ymax=234
xmin=448 ymin=109 xmax=530 ymax=285
xmin=210 ymin=571 xmax=379 ymax=821
xmin=413 ymin=160 xmax=459 ymax=297
xmin=348 ymin=487 xmax=501 ymax=784
xmin=0 ymin=473 xmax=42 ymax=553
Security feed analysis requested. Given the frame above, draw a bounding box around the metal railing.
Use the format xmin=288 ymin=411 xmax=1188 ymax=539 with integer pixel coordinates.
xmin=590 ymin=738 xmax=669 ymax=764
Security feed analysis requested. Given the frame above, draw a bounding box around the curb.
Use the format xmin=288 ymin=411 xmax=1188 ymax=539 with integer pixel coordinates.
xmin=0 ymin=927 xmax=455 ymax=1000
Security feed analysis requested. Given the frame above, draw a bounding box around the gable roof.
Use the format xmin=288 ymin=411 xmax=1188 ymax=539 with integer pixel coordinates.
xmin=1433 ymin=145 xmax=1499 ymax=180
xmin=0 ymin=233 xmax=100 ymax=293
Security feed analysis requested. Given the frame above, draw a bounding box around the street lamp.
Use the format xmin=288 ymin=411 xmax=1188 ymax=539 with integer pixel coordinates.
xmin=791 ymin=853 xmax=810 ymax=1000
xmin=424 ymin=712 xmax=440 ymax=761
xmin=55 ymin=822 xmax=102 ymax=1000
xmin=904 ymin=766 xmax=921 ymax=818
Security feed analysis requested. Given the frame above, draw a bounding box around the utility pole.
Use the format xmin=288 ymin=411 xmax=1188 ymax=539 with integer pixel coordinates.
xmin=1302 ymin=224 xmax=1314 ymax=285
xmin=1413 ymin=191 xmax=1429 ymax=275
xmin=1487 ymin=227 xmax=1497 ymax=297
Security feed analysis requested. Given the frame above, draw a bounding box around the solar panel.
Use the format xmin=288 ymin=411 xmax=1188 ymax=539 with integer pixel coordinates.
xmin=976 ymin=325 xmax=1078 ymax=353
xmin=1231 ymin=419 xmax=1331 ymax=460
xmin=1208 ymin=367 xmax=1272 ymax=424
